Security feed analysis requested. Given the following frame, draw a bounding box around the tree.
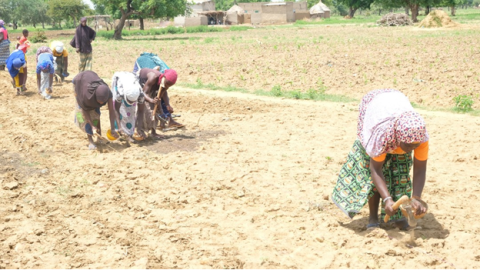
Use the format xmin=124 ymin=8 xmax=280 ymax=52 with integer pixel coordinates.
xmin=336 ymin=0 xmax=375 ymax=17
xmin=47 ymin=0 xmax=89 ymax=27
xmin=92 ymin=0 xmax=186 ymax=40
xmin=3 ymin=0 xmax=52 ymax=29
xmin=376 ymin=0 xmax=442 ymax=22
xmin=442 ymin=0 xmax=466 ymax=15
xmin=0 ymin=0 xmax=12 ymax=24
xmin=21 ymin=0 xmax=50 ymax=28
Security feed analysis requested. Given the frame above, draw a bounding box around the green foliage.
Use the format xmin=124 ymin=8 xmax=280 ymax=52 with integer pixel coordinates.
xmin=96 ymin=25 xmax=249 ymax=39
xmin=204 ymin=37 xmax=216 ymax=43
xmin=1 ymin=0 xmax=52 ymax=28
xmin=287 ymin=90 xmax=303 ymax=99
xmin=48 ymin=0 xmax=89 ymax=25
xmin=337 ymin=0 xmax=375 ymax=16
xmin=271 ymin=85 xmax=283 ymax=97
xmin=30 ymin=29 xmax=48 ymax=43
xmin=295 ymin=15 xmax=379 ymax=25
xmin=453 ymin=94 xmax=474 ymax=112
xmin=180 ymin=81 xmax=248 ymax=93
xmin=92 ymin=0 xmax=187 ymax=39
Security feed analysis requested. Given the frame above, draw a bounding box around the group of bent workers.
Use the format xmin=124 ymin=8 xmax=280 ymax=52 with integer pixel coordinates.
xmin=3 ymin=18 xmax=184 ymax=150
xmin=1 ymin=18 xmax=432 ymax=231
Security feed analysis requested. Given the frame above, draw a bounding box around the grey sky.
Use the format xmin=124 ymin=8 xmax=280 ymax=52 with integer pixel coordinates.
xmin=83 ymin=0 xmax=95 ymax=9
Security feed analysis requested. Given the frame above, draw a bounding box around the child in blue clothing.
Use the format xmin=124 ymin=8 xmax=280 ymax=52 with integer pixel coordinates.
xmin=35 ymin=46 xmax=55 ymax=99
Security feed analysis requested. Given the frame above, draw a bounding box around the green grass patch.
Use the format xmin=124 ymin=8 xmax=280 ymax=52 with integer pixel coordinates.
xmin=179 ymin=80 xmax=248 ymax=93
xmin=254 ymin=88 xmax=356 ymax=102
xmin=453 ymin=94 xmax=474 ymax=112
xmin=294 ymin=16 xmax=380 ymax=26
xmin=180 ymin=80 xmax=356 ymax=103
xmin=96 ymin=25 xmax=252 ymax=39
xmin=8 ymin=26 xmax=70 ymax=34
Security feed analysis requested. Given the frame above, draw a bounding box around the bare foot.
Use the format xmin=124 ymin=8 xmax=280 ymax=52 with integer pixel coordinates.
xmin=152 ymin=133 xmax=165 ymax=139
xmin=151 ymin=129 xmax=165 ymax=139
xmin=168 ymin=118 xmax=185 ymax=129
xmin=126 ymin=136 xmax=135 ymax=143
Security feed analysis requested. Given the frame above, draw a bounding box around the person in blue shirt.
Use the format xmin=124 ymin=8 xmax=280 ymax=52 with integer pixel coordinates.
xmin=6 ymin=48 xmax=26 ymax=95
xmin=35 ymin=46 xmax=55 ymax=99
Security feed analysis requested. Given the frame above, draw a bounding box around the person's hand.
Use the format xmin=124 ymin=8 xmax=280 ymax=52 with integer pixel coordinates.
xmin=92 ymin=126 xmax=101 ymax=136
xmin=166 ymin=105 xmax=174 ymax=113
xmin=384 ymin=199 xmax=396 ymax=217
xmin=411 ymin=198 xmax=427 ymax=216
xmin=153 ymin=97 xmax=161 ymax=105
xmin=76 ymin=48 xmax=80 ymax=53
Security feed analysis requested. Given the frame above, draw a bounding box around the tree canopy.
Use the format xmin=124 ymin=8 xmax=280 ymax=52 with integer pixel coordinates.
xmin=91 ymin=0 xmax=186 ymax=39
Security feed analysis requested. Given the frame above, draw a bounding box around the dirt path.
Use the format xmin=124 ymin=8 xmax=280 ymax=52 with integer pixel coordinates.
xmin=0 ymin=73 xmax=479 ymax=268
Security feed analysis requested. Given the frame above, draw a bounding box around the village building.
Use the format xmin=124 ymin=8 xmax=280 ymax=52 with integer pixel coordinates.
xmin=175 ymin=0 xmax=330 ymax=27
xmin=174 ymin=0 xmax=216 ymax=27
xmin=310 ymin=1 xmax=331 ymax=19
xmin=235 ymin=1 xmax=310 ymax=25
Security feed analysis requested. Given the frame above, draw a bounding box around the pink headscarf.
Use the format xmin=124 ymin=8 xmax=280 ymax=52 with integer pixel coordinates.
xmin=357 ymin=89 xmax=429 ymax=157
xmin=159 ymin=69 xmax=177 ymax=85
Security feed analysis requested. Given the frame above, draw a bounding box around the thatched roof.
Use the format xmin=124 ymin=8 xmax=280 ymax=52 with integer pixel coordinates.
xmin=227 ymin=5 xmax=245 ymax=15
xmin=310 ymin=1 xmax=330 ymax=15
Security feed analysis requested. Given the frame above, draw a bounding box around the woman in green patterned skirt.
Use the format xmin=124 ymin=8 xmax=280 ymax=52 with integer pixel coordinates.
xmin=332 ymin=89 xmax=429 ymax=230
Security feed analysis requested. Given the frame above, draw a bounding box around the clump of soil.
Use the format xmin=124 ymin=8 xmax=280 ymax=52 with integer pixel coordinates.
xmin=377 ymin=13 xmax=412 ymax=26
xmin=418 ymin=10 xmax=459 ymax=28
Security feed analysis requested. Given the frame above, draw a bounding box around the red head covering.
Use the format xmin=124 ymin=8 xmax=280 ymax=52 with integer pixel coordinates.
xmin=158 ymin=69 xmax=177 ymax=85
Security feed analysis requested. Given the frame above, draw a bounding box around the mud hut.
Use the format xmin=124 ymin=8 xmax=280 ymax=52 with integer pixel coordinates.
xmin=226 ymin=5 xmax=246 ymax=25
xmin=310 ymin=1 xmax=330 ymax=19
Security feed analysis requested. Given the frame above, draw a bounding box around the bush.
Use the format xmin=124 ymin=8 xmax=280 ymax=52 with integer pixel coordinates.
xmin=30 ymin=30 xmax=47 ymax=43
xmin=271 ymin=85 xmax=282 ymax=97
xmin=453 ymin=94 xmax=474 ymax=112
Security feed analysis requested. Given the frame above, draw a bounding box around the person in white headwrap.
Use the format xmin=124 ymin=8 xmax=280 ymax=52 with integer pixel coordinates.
xmin=111 ymin=72 xmax=147 ymax=141
xmin=50 ymin=41 xmax=69 ymax=82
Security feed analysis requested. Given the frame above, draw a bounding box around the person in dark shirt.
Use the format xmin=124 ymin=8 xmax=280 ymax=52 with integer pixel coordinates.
xmin=73 ymin=71 xmax=120 ymax=150
xmin=74 ymin=17 xmax=96 ymax=72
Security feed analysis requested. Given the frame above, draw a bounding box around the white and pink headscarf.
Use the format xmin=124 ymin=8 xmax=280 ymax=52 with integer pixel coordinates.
xmin=357 ymin=89 xmax=429 ymax=157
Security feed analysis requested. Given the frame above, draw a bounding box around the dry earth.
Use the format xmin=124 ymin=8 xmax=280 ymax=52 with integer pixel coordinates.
xmin=1 ymin=23 xmax=480 ymax=268
xmin=18 ymin=23 xmax=480 ymax=109
xmin=1 ymin=68 xmax=480 ymax=268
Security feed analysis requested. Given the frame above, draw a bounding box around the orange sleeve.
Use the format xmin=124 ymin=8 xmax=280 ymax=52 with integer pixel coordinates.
xmin=414 ymin=141 xmax=429 ymax=161
xmin=371 ymin=153 xmax=387 ymax=162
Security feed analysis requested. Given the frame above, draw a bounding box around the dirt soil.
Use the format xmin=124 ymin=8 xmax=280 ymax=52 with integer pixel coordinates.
xmin=1 ymin=67 xmax=480 ymax=268
xmin=18 ymin=23 xmax=480 ymax=110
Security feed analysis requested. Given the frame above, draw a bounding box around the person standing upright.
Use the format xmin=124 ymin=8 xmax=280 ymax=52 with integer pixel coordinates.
xmin=74 ymin=17 xmax=95 ymax=72
xmin=0 ymin=20 xmax=11 ymax=71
